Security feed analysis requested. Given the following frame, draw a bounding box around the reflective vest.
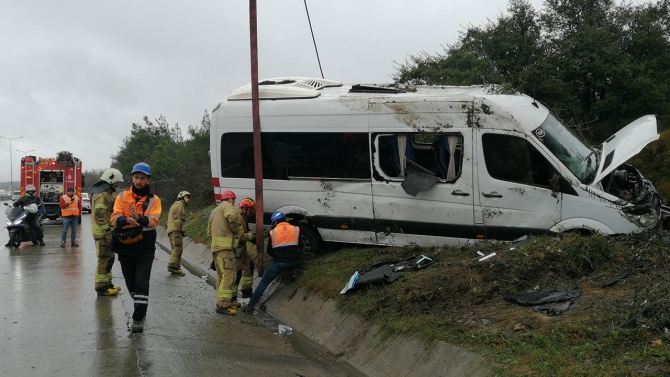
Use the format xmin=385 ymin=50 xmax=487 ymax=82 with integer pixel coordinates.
xmin=60 ymin=194 xmax=80 ymax=217
xmin=269 ymin=222 xmax=300 ymax=248
xmin=110 ymin=188 xmax=161 ymax=231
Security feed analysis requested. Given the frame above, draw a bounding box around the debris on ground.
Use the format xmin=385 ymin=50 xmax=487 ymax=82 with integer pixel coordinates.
xmin=504 ymin=287 xmax=583 ymax=316
xmin=340 ymin=254 xmax=435 ymax=294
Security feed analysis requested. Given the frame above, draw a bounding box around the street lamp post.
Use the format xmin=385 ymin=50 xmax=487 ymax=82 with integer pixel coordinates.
xmin=0 ymin=135 xmax=24 ymax=194
xmin=16 ymin=149 xmax=35 ymax=157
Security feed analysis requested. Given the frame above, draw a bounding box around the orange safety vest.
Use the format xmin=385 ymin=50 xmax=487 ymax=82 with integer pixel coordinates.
xmin=269 ymin=222 xmax=300 ymax=248
xmin=110 ymin=188 xmax=161 ymax=231
xmin=60 ymin=194 xmax=79 ymax=217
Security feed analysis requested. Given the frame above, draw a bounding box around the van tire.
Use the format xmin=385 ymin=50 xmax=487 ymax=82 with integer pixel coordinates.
xmin=296 ymin=223 xmax=322 ymax=254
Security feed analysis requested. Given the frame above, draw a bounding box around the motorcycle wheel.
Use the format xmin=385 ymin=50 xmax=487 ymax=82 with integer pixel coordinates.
xmin=9 ymin=233 xmax=21 ymax=249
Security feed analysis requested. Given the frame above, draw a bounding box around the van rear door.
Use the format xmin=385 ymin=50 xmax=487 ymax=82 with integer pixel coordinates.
xmin=474 ymin=130 xmax=561 ymax=240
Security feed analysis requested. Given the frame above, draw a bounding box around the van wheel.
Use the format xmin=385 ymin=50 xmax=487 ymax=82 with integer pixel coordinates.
xmin=296 ymin=223 xmax=322 ymax=254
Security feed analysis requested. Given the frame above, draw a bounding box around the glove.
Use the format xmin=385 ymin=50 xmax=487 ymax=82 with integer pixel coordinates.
xmin=263 ymin=229 xmax=270 ymax=238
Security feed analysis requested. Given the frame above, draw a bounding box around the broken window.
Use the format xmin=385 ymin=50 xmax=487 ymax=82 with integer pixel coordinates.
xmin=376 ymin=133 xmax=463 ymax=181
xmin=482 ymin=134 xmax=554 ymax=187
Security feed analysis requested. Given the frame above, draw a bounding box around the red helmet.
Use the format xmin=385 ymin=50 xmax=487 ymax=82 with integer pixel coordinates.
xmin=239 ymin=198 xmax=255 ymax=209
xmin=221 ymin=190 xmax=236 ymax=200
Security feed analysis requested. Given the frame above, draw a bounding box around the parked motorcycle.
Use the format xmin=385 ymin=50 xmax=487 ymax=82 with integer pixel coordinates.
xmin=4 ymin=203 xmax=43 ymax=248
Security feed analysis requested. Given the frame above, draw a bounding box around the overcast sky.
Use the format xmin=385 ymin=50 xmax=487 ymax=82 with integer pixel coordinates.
xmin=1 ymin=0 xmax=585 ymax=182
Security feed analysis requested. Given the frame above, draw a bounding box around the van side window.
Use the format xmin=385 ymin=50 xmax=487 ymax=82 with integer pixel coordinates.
xmin=482 ymin=134 xmax=553 ymax=187
xmin=220 ymin=133 xmax=286 ymax=180
xmin=377 ymin=133 xmax=462 ymax=181
xmin=286 ymin=133 xmax=370 ymax=179
xmin=221 ymin=132 xmax=369 ymax=180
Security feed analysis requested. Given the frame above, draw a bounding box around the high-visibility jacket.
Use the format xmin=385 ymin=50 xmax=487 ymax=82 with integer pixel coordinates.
xmin=267 ymin=222 xmax=302 ymax=263
xmin=91 ymin=190 xmax=115 ymax=240
xmin=167 ymin=200 xmax=186 ymax=234
xmin=110 ymin=188 xmax=161 ymax=232
xmin=59 ymin=194 xmax=80 ymax=217
xmin=207 ymin=201 xmax=243 ymax=252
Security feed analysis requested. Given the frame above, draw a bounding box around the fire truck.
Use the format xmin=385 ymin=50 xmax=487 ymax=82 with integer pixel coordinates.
xmin=19 ymin=151 xmax=84 ymax=220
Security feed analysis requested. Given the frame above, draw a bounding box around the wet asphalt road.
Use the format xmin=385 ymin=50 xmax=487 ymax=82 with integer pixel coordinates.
xmin=0 ymin=204 xmax=363 ymax=377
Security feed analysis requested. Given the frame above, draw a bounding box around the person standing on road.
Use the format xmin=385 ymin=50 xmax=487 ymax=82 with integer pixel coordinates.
xmin=233 ymin=198 xmax=257 ymax=304
xmin=110 ymin=162 xmax=162 ymax=333
xmin=167 ymin=191 xmax=190 ymax=276
xmin=59 ymin=187 xmax=81 ymax=248
xmin=207 ymin=190 xmax=249 ymax=315
xmin=90 ymin=168 xmax=124 ymax=296
xmin=243 ymin=211 xmax=302 ymax=313
xmin=8 ymin=184 xmax=45 ymax=246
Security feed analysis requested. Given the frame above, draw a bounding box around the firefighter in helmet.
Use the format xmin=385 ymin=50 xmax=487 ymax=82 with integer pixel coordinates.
xmin=11 ymin=184 xmax=45 ymax=246
xmin=207 ymin=190 xmax=251 ymax=315
xmin=90 ymin=168 xmax=124 ymax=296
xmin=232 ymin=198 xmax=257 ymax=305
xmin=167 ymin=190 xmax=191 ymax=276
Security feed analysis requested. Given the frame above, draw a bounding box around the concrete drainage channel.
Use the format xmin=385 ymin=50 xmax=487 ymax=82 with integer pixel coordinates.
xmin=155 ymin=227 xmax=490 ymax=377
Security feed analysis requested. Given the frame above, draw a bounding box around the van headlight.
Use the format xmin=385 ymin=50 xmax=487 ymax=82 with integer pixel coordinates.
xmin=622 ymin=206 xmax=660 ymax=228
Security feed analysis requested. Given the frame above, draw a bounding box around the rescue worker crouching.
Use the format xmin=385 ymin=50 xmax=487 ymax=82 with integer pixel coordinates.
xmin=207 ymin=190 xmax=251 ymax=315
xmin=90 ymin=168 xmax=124 ymax=296
xmin=167 ymin=191 xmax=190 ymax=276
xmin=110 ymin=162 xmax=162 ymax=333
xmin=8 ymin=184 xmax=45 ymax=246
xmin=232 ymin=198 xmax=258 ymax=305
xmin=243 ymin=211 xmax=302 ymax=313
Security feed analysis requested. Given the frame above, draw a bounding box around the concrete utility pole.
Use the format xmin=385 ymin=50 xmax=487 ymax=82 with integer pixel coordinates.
xmin=0 ymin=135 xmax=23 ymax=193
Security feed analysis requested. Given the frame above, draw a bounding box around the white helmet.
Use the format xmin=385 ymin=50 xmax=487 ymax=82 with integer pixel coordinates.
xmin=100 ymin=168 xmax=123 ymax=184
xmin=26 ymin=185 xmax=36 ymax=194
xmin=177 ymin=191 xmax=191 ymax=200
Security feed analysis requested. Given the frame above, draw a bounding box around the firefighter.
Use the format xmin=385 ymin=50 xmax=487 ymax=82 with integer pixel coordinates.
xmin=90 ymin=168 xmax=124 ymax=296
xmin=59 ymin=186 xmax=81 ymax=247
xmin=11 ymin=184 xmax=45 ymax=246
xmin=232 ymin=198 xmax=257 ymax=306
xmin=110 ymin=162 xmax=162 ymax=333
xmin=167 ymin=191 xmax=190 ymax=276
xmin=243 ymin=211 xmax=302 ymax=313
xmin=207 ymin=190 xmax=251 ymax=315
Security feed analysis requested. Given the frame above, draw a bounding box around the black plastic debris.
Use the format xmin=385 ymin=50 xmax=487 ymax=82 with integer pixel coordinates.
xmin=504 ymin=288 xmax=583 ymax=316
xmin=601 ymin=270 xmax=631 ymax=288
xmin=340 ymin=255 xmax=435 ymax=294
xmin=401 ymin=160 xmax=439 ymax=196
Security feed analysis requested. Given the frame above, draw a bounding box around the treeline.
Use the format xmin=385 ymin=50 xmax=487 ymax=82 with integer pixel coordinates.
xmin=107 ymin=111 xmax=213 ymax=208
xmin=394 ymin=0 xmax=670 ymax=142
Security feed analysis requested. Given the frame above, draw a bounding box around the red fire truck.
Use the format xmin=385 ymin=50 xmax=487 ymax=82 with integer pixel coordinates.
xmin=19 ymin=151 xmax=84 ymax=220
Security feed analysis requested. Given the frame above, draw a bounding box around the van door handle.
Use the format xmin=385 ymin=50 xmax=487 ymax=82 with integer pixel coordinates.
xmin=451 ymin=190 xmax=470 ymax=196
xmin=482 ymin=192 xmax=503 ymax=198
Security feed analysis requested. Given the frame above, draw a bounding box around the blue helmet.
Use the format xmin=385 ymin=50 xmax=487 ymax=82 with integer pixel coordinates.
xmin=131 ymin=162 xmax=151 ymax=177
xmin=270 ymin=210 xmax=286 ymax=224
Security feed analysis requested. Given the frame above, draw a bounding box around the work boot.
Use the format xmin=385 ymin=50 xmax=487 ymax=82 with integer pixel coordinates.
xmin=71 ymin=241 xmax=79 ymax=247
xmin=215 ymin=306 xmax=237 ymax=315
xmin=231 ymin=300 xmax=241 ymax=308
xmin=167 ymin=266 xmax=185 ymax=276
xmin=4 ymin=241 xmax=11 ymax=247
xmin=240 ymin=288 xmax=253 ymax=299
xmin=32 ymin=240 xmax=39 ymax=245
xmin=97 ymin=286 xmax=121 ymax=296
xmin=60 ymin=241 xmax=65 ymax=248
xmin=131 ymin=321 xmax=144 ymax=333
xmin=241 ymin=305 xmax=255 ymax=314
xmin=39 ymin=239 xmax=45 ymax=246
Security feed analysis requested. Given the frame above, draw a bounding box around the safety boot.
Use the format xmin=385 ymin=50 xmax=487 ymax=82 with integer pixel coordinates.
xmin=241 ymin=305 xmax=255 ymax=314
xmin=131 ymin=321 xmax=144 ymax=333
xmin=215 ymin=306 xmax=237 ymax=315
xmin=39 ymin=239 xmax=45 ymax=246
xmin=167 ymin=266 xmax=185 ymax=276
xmin=71 ymin=241 xmax=79 ymax=247
xmin=231 ymin=300 xmax=241 ymax=308
xmin=60 ymin=241 xmax=65 ymax=248
xmin=97 ymin=286 xmax=121 ymax=296
xmin=4 ymin=241 xmax=11 ymax=247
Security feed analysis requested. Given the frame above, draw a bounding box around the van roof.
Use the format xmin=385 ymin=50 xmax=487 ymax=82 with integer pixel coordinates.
xmin=218 ymin=77 xmax=550 ymax=133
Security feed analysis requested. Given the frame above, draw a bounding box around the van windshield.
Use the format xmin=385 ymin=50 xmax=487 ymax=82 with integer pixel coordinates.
xmin=533 ymin=114 xmax=598 ymax=183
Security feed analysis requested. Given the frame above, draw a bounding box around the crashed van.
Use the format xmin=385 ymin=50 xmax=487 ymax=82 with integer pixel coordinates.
xmin=210 ymin=77 xmax=663 ymax=252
